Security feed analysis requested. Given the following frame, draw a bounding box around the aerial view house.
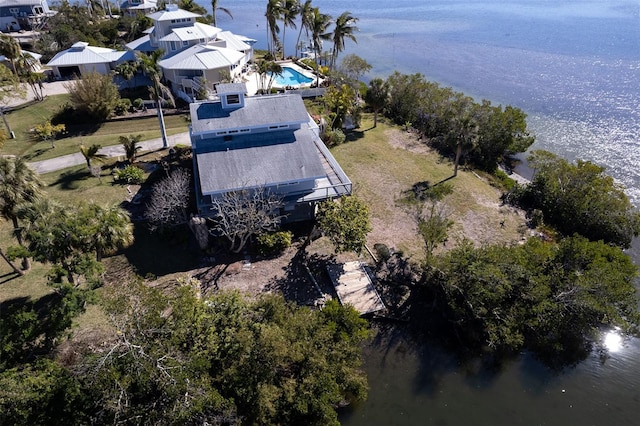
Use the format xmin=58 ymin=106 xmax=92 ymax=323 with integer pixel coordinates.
xmin=190 ymin=83 xmax=352 ymax=222
xmin=126 ymin=5 xmax=254 ymax=100
xmin=0 ymin=0 xmax=54 ymax=31
xmin=46 ymin=41 xmax=135 ymax=79
xmin=119 ymin=0 xmax=157 ymax=16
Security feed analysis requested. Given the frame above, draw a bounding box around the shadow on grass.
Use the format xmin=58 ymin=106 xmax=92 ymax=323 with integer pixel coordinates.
xmin=0 ymin=271 xmax=23 ymax=284
xmin=345 ymin=129 xmax=365 ymax=143
xmin=23 ymin=146 xmax=54 ymax=161
xmin=121 ymin=223 xmax=201 ymax=278
xmin=48 ymin=168 xmax=92 ymax=190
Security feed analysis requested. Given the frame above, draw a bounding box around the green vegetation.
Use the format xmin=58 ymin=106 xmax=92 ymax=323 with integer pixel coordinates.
xmin=316 ymin=195 xmax=372 ymax=254
xmin=257 ymin=230 xmax=293 ymax=256
xmin=510 ymin=150 xmax=640 ymax=248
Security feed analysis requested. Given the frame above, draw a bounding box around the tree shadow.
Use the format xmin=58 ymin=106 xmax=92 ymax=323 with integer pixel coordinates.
xmin=264 ymin=250 xmax=337 ymax=307
xmin=22 ymin=146 xmax=54 ymax=161
xmin=47 ymin=168 xmax=92 ymax=190
xmin=344 ymin=128 xmax=366 ymax=143
xmin=0 ymin=271 xmax=23 ymax=284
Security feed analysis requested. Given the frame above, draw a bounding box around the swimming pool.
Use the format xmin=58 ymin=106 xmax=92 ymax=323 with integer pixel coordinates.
xmin=269 ymin=66 xmax=314 ymax=87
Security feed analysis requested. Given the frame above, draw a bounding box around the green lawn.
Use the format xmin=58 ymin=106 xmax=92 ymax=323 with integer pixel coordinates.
xmin=2 ymin=95 xmax=190 ymax=161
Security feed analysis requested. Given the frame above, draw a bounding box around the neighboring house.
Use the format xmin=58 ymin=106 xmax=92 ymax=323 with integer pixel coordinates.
xmin=190 ymin=83 xmax=352 ymax=222
xmin=0 ymin=49 xmax=41 ymax=70
xmin=126 ymin=5 xmax=254 ymax=100
xmin=119 ymin=0 xmax=157 ymax=16
xmin=46 ymin=42 xmax=135 ymax=79
xmin=0 ymin=0 xmax=54 ymax=32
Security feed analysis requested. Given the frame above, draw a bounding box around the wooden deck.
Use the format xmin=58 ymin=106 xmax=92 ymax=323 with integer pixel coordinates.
xmin=326 ymin=261 xmax=385 ymax=315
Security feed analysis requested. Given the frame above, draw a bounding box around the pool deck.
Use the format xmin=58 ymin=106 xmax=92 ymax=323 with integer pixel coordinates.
xmin=272 ymin=61 xmax=321 ymax=89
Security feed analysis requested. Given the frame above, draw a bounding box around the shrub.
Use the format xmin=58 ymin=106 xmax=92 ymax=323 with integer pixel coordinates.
xmin=64 ymin=72 xmax=121 ymax=121
xmin=132 ymin=98 xmax=144 ymax=109
xmin=113 ymin=165 xmax=145 ymax=184
xmin=114 ymin=98 xmax=132 ymax=116
xmin=256 ymin=231 xmax=293 ymax=256
xmin=491 ymin=169 xmax=516 ymax=191
xmin=373 ymin=243 xmax=391 ymax=262
xmin=322 ymin=128 xmax=346 ymax=147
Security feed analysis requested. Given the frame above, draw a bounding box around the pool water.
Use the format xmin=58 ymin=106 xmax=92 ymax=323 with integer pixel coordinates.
xmin=269 ymin=66 xmax=314 ymax=86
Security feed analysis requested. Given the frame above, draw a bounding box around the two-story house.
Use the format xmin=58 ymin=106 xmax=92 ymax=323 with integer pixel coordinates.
xmin=0 ymin=0 xmax=54 ymax=31
xmin=126 ymin=5 xmax=254 ymax=99
xmin=190 ymin=83 xmax=352 ymax=222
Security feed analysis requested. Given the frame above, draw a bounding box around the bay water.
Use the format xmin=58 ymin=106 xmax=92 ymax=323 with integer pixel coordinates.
xmin=206 ymin=1 xmax=640 ymax=424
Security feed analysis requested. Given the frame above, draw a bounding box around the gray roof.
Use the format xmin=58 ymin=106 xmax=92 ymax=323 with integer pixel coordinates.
xmin=125 ymin=35 xmax=154 ymax=53
xmin=190 ymin=95 xmax=311 ymax=134
xmin=159 ymin=43 xmax=244 ymax=70
xmin=216 ymin=82 xmax=246 ymax=95
xmin=195 ymin=128 xmax=325 ymax=195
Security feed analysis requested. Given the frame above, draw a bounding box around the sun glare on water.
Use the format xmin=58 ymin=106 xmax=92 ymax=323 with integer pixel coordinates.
xmin=603 ymin=330 xmax=623 ymax=352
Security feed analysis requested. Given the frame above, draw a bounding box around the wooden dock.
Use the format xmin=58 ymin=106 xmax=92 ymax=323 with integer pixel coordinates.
xmin=326 ymin=261 xmax=385 ymax=315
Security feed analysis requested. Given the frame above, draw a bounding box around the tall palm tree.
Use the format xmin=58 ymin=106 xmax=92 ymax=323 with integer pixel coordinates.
xmin=0 ymin=35 xmax=21 ymax=76
xmin=295 ymin=0 xmax=314 ymax=57
xmin=211 ymin=0 xmax=232 ymax=27
xmin=0 ymin=156 xmax=43 ymax=270
xmin=331 ymin=11 xmax=359 ymax=70
xmin=266 ymin=0 xmax=283 ymax=57
xmin=309 ymin=7 xmax=332 ymax=85
xmin=79 ymin=143 xmax=107 ymax=173
xmin=137 ymin=50 xmax=173 ymax=149
xmin=115 ymin=61 xmax=138 ymax=89
xmin=119 ymin=134 xmax=142 ymax=164
xmin=87 ymin=203 xmax=134 ymax=261
xmin=15 ymin=53 xmax=44 ymax=101
xmin=280 ymin=0 xmax=299 ymax=59
xmin=179 ymin=0 xmax=207 ymax=15
xmin=449 ymin=100 xmax=479 ymax=177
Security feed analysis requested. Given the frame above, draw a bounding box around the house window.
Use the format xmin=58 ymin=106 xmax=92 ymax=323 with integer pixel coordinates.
xmin=33 ymin=6 xmax=43 ymax=14
xmin=9 ymin=8 xmax=18 ymax=15
xmin=182 ymin=41 xmax=188 ymax=46
xmin=226 ymin=94 xmax=240 ymax=104
xmin=170 ymin=41 xmax=177 ymax=51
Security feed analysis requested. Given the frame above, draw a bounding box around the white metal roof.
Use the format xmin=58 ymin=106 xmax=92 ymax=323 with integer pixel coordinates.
xmin=148 ymin=6 xmax=200 ymax=21
xmin=46 ymin=43 xmax=131 ymax=67
xmin=159 ymin=22 xmax=220 ymax=43
xmin=217 ymin=31 xmax=251 ymax=52
xmin=159 ymin=44 xmax=244 ymax=70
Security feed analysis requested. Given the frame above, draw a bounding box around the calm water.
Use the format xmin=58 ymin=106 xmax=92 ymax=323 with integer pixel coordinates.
xmin=207 ymin=1 xmax=640 ymax=424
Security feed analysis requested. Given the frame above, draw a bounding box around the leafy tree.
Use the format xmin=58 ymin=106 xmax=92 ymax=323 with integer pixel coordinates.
xmin=84 ymin=279 xmax=370 ymax=424
xmin=210 ymin=0 xmax=233 ymax=27
xmin=137 ymin=50 xmax=173 ymax=149
xmin=324 ymin=83 xmax=358 ymax=129
xmin=0 ymin=156 xmax=43 ymax=270
xmin=210 ymin=186 xmax=284 ymax=253
xmin=430 ymin=235 xmax=639 ymax=362
xmin=119 ymin=134 xmax=142 ymax=163
xmin=316 ymin=196 xmax=372 ymax=254
xmin=145 ymin=168 xmax=192 ymax=232
xmin=64 ymin=71 xmax=121 ymax=121
xmin=418 ymin=202 xmax=454 ymax=257
xmin=364 ymin=78 xmax=388 ymax=127
xmin=338 ymin=53 xmax=371 ymax=86
xmin=519 ymin=150 xmax=640 ymax=248
xmin=330 ymin=11 xmax=359 ymax=69
xmin=33 ymin=121 xmax=66 ymax=148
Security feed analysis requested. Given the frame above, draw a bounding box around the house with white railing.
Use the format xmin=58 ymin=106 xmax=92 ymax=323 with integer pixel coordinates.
xmin=0 ymin=0 xmax=54 ymax=31
xmin=189 ymin=83 xmax=352 ymax=222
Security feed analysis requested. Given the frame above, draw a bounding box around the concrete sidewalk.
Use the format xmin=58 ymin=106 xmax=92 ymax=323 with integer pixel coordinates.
xmin=28 ymin=132 xmax=192 ymax=174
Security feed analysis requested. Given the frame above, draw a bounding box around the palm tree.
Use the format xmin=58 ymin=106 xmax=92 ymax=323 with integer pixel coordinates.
xmin=0 ymin=35 xmax=21 ymax=76
xmin=179 ymin=0 xmax=207 ymax=15
xmin=266 ymin=0 xmax=283 ymax=57
xmin=87 ymin=203 xmax=134 ymax=261
xmin=280 ymin=0 xmax=299 ymax=59
xmin=295 ymin=0 xmax=314 ymax=57
xmin=265 ymin=61 xmax=283 ymax=92
xmin=79 ymin=143 xmax=107 ymax=173
xmin=330 ymin=12 xmax=359 ymax=70
xmin=115 ymin=61 xmax=138 ymax=89
xmin=211 ymin=0 xmax=233 ymax=27
xmin=309 ymin=7 xmax=332 ymax=85
xmin=137 ymin=50 xmax=174 ymax=149
xmin=449 ymin=100 xmax=479 ymax=177
xmin=119 ymin=134 xmax=142 ymax=163
xmin=15 ymin=53 xmax=44 ymax=101
xmin=364 ymin=78 xmax=388 ymax=128
xmin=0 ymin=156 xmax=43 ymax=270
